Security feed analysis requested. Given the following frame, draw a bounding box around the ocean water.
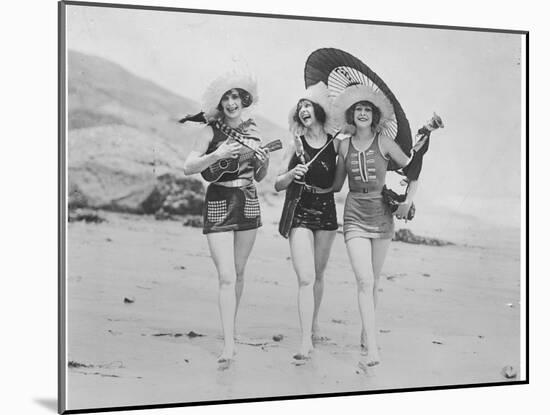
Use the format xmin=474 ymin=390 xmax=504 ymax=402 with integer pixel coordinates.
xmin=403 ymin=195 xmax=521 ymax=255
xmin=332 ymin=192 xmax=521 ymax=254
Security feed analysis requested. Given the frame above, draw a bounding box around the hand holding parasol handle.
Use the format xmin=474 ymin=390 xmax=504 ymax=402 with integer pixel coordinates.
xmin=402 ymin=113 xmax=444 ymax=181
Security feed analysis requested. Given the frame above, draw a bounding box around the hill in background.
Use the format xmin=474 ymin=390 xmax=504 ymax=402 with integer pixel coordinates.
xmin=67 ymin=50 xmax=287 ymax=215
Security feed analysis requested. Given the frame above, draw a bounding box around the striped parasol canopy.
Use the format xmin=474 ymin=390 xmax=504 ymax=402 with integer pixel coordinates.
xmin=304 ymin=48 xmax=412 ymax=171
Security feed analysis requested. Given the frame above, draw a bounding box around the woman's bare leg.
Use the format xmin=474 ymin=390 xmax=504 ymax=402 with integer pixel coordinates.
xmin=233 ymin=229 xmax=258 ymax=333
xmin=207 ymin=232 xmax=237 ymax=361
xmin=289 ymin=227 xmax=316 ymax=358
xmin=346 ymin=237 xmax=381 ymax=366
xmin=312 ymin=230 xmax=337 ymax=341
xmin=371 ymin=238 xmax=391 ymax=308
xmin=360 ymin=238 xmax=392 ymax=350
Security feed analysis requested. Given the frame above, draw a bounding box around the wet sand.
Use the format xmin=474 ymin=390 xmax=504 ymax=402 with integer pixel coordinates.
xmin=65 ymin=205 xmax=521 ymax=411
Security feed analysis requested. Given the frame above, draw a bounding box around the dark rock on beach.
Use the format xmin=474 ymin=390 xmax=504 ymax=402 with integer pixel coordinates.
xmin=154 ymin=209 xmax=174 ymax=221
xmin=68 ymin=361 xmax=93 ymax=369
xmin=143 ymin=173 xmax=205 ymax=216
xmin=501 ymin=365 xmax=517 ymax=379
xmin=181 ymin=215 xmax=203 ymax=228
xmin=68 ymin=125 xmax=206 ymax=216
xmin=68 ymin=209 xmax=106 ymax=223
xmin=393 ymin=228 xmax=454 ymax=246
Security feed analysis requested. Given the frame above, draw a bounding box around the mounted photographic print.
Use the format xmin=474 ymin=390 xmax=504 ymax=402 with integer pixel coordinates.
xmin=59 ymin=1 xmax=528 ymax=413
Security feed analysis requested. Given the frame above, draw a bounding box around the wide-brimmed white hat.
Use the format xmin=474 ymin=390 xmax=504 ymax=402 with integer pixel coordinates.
xmin=288 ymin=81 xmax=333 ymax=135
xmin=201 ymin=71 xmax=259 ymax=121
xmin=330 ymin=84 xmax=394 ymax=135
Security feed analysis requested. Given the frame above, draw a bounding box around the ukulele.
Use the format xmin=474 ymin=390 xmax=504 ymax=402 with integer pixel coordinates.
xmin=201 ymin=139 xmax=282 ymax=182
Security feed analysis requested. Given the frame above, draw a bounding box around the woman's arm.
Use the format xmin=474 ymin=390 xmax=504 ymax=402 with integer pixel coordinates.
xmin=380 ymin=135 xmax=422 ymax=219
xmin=331 ymin=137 xmax=349 ymax=192
xmin=380 ymin=134 xmax=411 ymax=169
xmin=394 ymin=180 xmax=419 ymax=220
xmin=274 ymin=138 xmax=308 ymax=192
xmin=253 ymin=147 xmax=270 ymax=182
xmin=183 ymin=126 xmax=241 ymax=175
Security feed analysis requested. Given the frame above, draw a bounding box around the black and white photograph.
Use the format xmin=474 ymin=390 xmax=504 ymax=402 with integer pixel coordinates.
xmin=58 ymin=0 xmax=527 ymax=413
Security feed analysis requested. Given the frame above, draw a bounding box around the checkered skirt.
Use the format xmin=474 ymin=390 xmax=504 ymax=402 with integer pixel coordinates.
xmin=203 ymin=183 xmax=262 ymax=234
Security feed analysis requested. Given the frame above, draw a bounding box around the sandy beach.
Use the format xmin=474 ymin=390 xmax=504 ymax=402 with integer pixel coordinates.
xmin=65 ymin=199 xmax=521 ymax=411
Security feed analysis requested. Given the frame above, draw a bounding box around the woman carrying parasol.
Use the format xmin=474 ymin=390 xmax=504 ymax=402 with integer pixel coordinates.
xmin=331 ymin=84 xmax=419 ymax=367
xmin=182 ymin=72 xmax=270 ymax=365
xmin=274 ymin=82 xmax=340 ymax=360
xmin=305 ymin=48 xmax=442 ymax=367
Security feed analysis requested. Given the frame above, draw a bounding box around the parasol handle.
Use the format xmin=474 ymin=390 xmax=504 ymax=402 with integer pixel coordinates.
xmin=304 ymin=130 xmax=341 ymax=167
xmin=401 ymin=113 xmax=444 ymax=182
xmin=411 ymin=112 xmax=444 ymax=154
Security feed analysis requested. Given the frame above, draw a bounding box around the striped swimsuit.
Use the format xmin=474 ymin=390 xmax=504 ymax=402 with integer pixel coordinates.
xmin=343 ymin=133 xmax=394 ymax=241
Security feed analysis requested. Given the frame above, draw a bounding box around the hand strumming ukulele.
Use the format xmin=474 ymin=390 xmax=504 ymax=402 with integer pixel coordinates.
xmin=201 ymin=139 xmax=282 ymax=182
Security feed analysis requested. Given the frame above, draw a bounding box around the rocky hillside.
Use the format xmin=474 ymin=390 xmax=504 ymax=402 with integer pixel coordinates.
xmin=67 ymin=50 xmax=287 ymax=215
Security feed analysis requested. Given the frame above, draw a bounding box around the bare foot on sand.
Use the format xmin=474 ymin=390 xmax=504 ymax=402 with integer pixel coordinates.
xmin=312 ymin=333 xmax=330 ymax=345
xmin=217 ymin=343 xmax=236 ymax=363
xmin=312 ymin=323 xmax=331 ymax=344
xmin=360 ymin=329 xmax=380 ymax=360
xmin=360 ymin=350 xmax=381 ymax=367
xmin=293 ymin=341 xmax=314 ymax=361
xmin=217 ymin=358 xmax=234 ymax=371
xmin=217 ymin=351 xmax=235 ymax=371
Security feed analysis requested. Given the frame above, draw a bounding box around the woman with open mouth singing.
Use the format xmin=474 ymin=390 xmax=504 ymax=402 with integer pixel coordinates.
xmin=275 ymin=82 xmax=340 ymax=361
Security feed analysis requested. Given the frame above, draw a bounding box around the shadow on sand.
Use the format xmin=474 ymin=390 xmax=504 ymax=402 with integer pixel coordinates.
xmin=34 ymin=398 xmax=57 ymax=412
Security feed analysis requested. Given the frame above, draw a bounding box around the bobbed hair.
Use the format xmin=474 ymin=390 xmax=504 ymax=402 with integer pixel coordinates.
xmin=345 ymin=100 xmax=381 ymax=131
xmin=216 ymin=88 xmax=253 ymax=112
xmin=292 ymin=99 xmax=327 ymax=127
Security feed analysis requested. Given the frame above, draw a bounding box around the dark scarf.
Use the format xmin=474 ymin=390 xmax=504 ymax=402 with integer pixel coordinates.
xmin=179 ymin=111 xmax=260 ymax=142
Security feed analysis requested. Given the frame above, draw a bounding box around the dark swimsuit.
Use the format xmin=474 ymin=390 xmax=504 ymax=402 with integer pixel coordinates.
xmin=202 ymin=122 xmax=262 ymax=234
xmin=288 ymin=135 xmax=338 ymax=232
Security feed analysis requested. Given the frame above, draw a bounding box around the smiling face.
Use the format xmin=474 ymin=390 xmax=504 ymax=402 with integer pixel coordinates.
xmin=219 ymin=89 xmax=244 ymax=120
xmin=354 ymin=102 xmax=375 ymax=128
xmin=345 ymin=100 xmax=381 ymax=132
xmin=297 ymin=100 xmax=318 ymax=128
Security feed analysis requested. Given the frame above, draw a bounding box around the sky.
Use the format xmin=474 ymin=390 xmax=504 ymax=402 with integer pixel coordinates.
xmin=65 ymin=3 xmax=525 ymax=224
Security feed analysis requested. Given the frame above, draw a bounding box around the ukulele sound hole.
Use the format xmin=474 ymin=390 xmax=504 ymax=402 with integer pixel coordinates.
xmin=219 ymin=160 xmax=229 ymax=169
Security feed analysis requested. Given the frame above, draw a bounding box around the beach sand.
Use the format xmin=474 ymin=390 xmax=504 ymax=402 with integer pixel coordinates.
xmin=65 ymin=202 xmax=521 ymax=411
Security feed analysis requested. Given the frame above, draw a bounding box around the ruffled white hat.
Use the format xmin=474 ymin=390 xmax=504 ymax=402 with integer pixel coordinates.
xmin=201 ymin=71 xmax=259 ymax=121
xmin=330 ymin=84 xmax=394 ymax=135
xmin=288 ymin=82 xmax=333 ymax=135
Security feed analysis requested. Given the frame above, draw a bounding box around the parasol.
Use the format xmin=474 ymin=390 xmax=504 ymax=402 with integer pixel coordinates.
xmin=304 ymin=48 xmax=412 ymax=171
